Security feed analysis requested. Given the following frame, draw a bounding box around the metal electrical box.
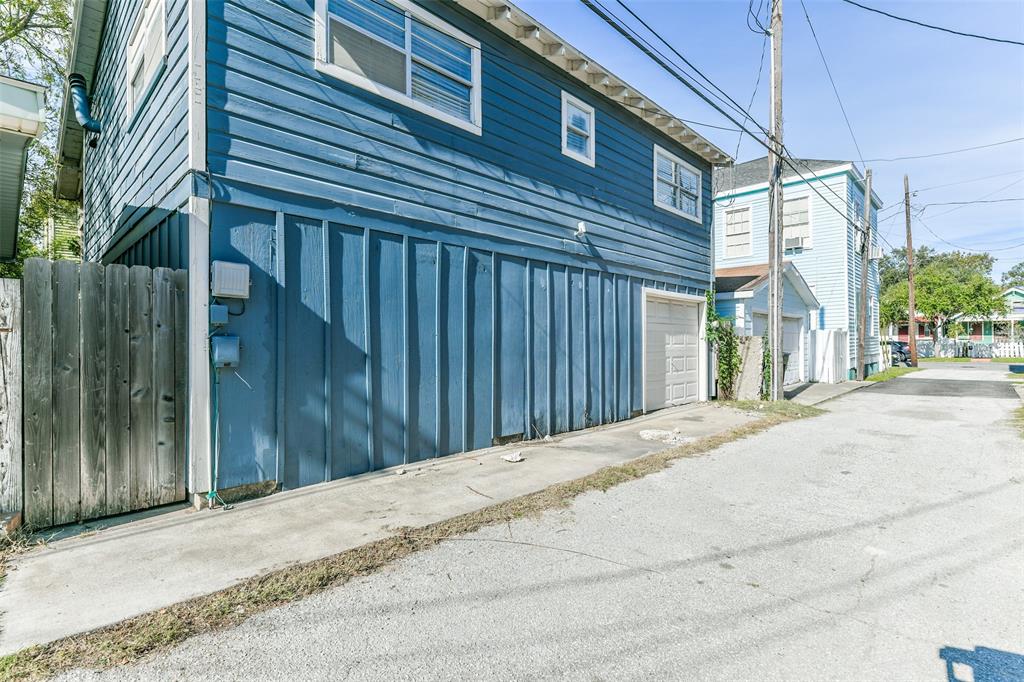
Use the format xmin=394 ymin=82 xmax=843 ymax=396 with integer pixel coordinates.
xmin=211 ymin=261 xmax=250 ymax=299
xmin=212 ymin=335 xmax=240 ymax=368
xmin=209 ymin=304 xmax=229 ymax=327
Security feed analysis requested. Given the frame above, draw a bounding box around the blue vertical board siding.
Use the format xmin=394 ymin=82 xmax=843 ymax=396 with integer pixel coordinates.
xmin=438 ymin=244 xmax=465 ymax=456
xmin=369 ymin=232 xmax=406 ymax=469
xmin=466 ymin=249 xmax=493 ymax=450
xmin=568 ymin=268 xmax=587 ymax=430
xmin=210 ymin=203 xmax=278 ymax=489
xmin=408 ymin=238 xmax=439 ymax=461
xmin=530 ymin=263 xmax=549 ymax=436
xmin=551 ymin=265 xmax=568 ymax=435
xmin=328 ymin=222 xmax=370 ymax=477
xmin=284 ymin=216 xmax=328 ymax=488
xmin=495 ymin=256 xmax=526 ymax=440
xmin=212 ymin=203 xmax=710 ymax=489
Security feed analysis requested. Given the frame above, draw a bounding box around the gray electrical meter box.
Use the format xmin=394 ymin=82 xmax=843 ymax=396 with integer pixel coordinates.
xmin=211 ymin=261 xmax=250 ymax=299
xmin=212 ymin=335 xmax=240 ymax=368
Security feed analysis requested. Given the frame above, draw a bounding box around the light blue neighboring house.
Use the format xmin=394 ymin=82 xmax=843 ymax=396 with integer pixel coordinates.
xmin=713 ymin=157 xmax=883 ymax=380
xmin=54 ymin=0 xmax=733 ymax=500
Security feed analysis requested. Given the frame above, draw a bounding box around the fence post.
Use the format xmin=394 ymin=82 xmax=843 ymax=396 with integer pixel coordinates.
xmin=0 ymin=279 xmax=22 ymax=529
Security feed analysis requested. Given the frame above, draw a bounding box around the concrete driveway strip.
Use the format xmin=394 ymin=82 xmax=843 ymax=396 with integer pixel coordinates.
xmin=0 ymin=403 xmax=756 ymax=655
xmin=57 ymin=364 xmax=1023 ymax=681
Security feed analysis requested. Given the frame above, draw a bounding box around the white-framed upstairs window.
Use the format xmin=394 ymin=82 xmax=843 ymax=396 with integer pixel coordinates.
xmin=653 ymin=145 xmax=701 ymax=222
xmin=561 ymin=91 xmax=595 ymax=166
xmin=782 ymin=195 xmax=812 ymax=250
xmin=723 ymin=206 xmax=752 ymax=258
xmin=125 ymin=0 xmax=167 ymax=119
xmin=314 ymin=0 xmax=482 ymax=135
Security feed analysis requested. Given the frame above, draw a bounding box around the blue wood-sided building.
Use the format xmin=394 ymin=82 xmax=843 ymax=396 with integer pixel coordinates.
xmin=56 ymin=0 xmax=731 ymax=497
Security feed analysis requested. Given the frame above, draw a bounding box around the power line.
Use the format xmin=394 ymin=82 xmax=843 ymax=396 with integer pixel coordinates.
xmin=839 ymin=0 xmax=1024 ymax=47
xmin=862 ymin=137 xmax=1024 ymax=163
xmin=916 ymin=216 xmax=1024 ymax=253
xmin=920 ymin=177 xmax=1024 ymax=220
xmin=910 ymin=169 xmax=1024 ymax=194
xmin=919 ymin=198 xmax=1024 ymax=208
xmin=589 ymin=0 xmax=873 ymax=237
xmin=799 ymin=0 xmax=865 ymax=167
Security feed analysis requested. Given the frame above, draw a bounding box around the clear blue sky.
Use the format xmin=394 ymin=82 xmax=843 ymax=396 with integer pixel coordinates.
xmin=515 ymin=0 xmax=1024 ymax=280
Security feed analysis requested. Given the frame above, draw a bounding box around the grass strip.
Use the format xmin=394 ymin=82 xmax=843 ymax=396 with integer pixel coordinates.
xmin=865 ymin=366 xmax=923 ymax=382
xmin=921 ymin=357 xmax=1024 ymax=364
xmin=0 ymin=401 xmax=822 ymax=680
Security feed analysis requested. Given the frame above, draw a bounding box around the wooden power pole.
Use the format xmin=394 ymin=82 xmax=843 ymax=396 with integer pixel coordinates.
xmin=856 ymin=169 xmax=873 ymax=380
xmin=767 ymin=0 xmax=784 ymax=400
xmin=904 ymin=174 xmax=918 ymax=366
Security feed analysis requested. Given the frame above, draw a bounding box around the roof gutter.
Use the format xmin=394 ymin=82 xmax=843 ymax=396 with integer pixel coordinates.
xmin=68 ymin=73 xmax=101 ymax=133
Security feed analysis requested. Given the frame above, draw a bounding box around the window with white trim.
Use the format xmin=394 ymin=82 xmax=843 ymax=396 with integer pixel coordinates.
xmin=126 ymin=0 xmax=166 ymax=118
xmin=561 ymin=92 xmax=595 ymax=166
xmin=724 ymin=207 xmax=752 ymax=258
xmin=782 ymin=196 xmax=811 ymax=250
xmin=653 ymin=145 xmax=701 ymax=221
xmin=316 ymin=0 xmax=482 ymax=134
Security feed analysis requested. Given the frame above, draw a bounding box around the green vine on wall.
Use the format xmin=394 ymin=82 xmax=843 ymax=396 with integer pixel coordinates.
xmin=706 ymin=290 xmax=742 ymax=400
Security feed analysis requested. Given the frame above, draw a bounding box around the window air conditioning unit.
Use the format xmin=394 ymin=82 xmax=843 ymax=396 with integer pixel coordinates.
xmin=784 ymin=236 xmax=805 ymax=250
xmin=869 ymin=245 xmax=884 ymax=260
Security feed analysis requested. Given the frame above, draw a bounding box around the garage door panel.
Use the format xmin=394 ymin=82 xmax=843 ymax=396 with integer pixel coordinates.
xmin=645 ymin=296 xmax=700 ymax=410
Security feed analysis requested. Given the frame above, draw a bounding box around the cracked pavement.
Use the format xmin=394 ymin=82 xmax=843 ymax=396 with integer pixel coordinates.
xmin=62 ymin=364 xmax=1024 ymax=681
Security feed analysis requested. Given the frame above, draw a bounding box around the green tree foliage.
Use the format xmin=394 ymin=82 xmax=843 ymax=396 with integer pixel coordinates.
xmin=1002 ymin=261 xmax=1024 ymax=289
xmin=1 ymin=0 xmax=78 ymax=278
xmin=879 ymin=258 xmax=1006 ymax=338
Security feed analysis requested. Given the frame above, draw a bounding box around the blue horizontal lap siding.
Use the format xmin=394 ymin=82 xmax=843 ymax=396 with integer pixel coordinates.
xmin=82 ymin=0 xmax=190 ymax=262
xmin=207 ymin=0 xmax=713 ymax=487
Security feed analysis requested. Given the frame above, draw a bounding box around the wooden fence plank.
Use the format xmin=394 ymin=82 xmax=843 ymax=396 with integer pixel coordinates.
xmin=105 ymin=265 xmax=131 ymax=515
xmin=172 ymin=269 xmax=188 ymax=502
xmin=52 ymin=260 xmax=82 ymax=525
xmin=22 ymin=259 xmax=53 ymax=527
xmin=129 ymin=266 xmax=155 ymax=509
xmin=80 ymin=263 xmax=106 ymax=519
xmin=152 ymin=268 xmax=176 ymax=505
xmin=0 ymin=279 xmax=22 ymax=515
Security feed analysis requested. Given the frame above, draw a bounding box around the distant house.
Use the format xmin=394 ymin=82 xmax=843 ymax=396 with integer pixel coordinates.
xmin=714 ymin=262 xmax=819 ymax=385
xmin=713 ymin=157 xmax=883 ymax=379
xmin=55 ymin=0 xmax=732 ymax=499
xmin=953 ymin=287 xmax=1024 ymax=343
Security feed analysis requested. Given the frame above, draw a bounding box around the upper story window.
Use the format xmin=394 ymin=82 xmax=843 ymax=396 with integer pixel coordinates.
xmin=315 ymin=0 xmax=482 ymax=135
xmin=653 ymin=145 xmax=701 ymax=222
xmin=724 ymin=207 xmax=752 ymax=258
xmin=126 ymin=0 xmax=166 ymax=118
xmin=783 ymin=196 xmax=811 ymax=250
xmin=561 ymin=92 xmax=595 ymax=166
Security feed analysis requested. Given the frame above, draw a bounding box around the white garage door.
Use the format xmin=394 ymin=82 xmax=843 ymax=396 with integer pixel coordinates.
xmin=753 ymin=314 xmax=803 ymax=386
xmin=645 ymin=297 xmax=700 ymax=410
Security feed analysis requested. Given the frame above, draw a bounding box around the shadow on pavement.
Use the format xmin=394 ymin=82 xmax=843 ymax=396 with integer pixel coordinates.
xmin=939 ymin=646 xmax=1024 ymax=681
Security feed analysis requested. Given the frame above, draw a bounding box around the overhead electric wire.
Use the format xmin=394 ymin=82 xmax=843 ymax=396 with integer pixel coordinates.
xmin=839 ymin=0 xmax=1024 ymax=47
xmin=919 ymin=198 xmax=1024 ymax=207
xmin=799 ymin=0 xmax=865 ymax=167
xmin=916 ymin=216 xmax=1024 ymax=253
xmin=920 ymin=176 xmax=1024 ymax=220
xmin=862 ymin=137 xmax=1024 ymax=163
xmin=587 ymin=0 xmax=875 ymax=237
xmin=909 ymin=169 xmax=1024 ymax=194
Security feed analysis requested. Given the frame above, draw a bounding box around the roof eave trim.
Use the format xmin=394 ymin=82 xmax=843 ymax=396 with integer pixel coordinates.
xmin=455 ymin=0 xmax=732 ymax=165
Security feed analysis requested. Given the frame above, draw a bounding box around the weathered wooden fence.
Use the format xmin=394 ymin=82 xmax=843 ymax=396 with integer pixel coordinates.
xmin=0 ymin=279 xmax=21 ymax=520
xmin=19 ymin=259 xmax=188 ymax=528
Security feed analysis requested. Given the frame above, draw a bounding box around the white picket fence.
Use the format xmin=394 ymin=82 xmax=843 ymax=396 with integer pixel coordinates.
xmin=917 ymin=339 xmax=1024 ymax=359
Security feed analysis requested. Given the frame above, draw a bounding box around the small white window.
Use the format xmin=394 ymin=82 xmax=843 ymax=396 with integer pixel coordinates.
xmin=724 ymin=207 xmax=752 ymax=258
xmin=783 ymin=196 xmax=811 ymax=250
xmin=315 ymin=0 xmax=482 ymax=135
xmin=560 ymin=92 xmax=595 ymax=166
xmin=653 ymin=145 xmax=701 ymax=222
xmin=126 ymin=0 xmax=166 ymax=118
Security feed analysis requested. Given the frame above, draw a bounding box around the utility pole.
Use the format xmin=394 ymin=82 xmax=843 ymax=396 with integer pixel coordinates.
xmin=856 ymin=169 xmax=873 ymax=380
xmin=767 ymin=0 xmax=783 ymax=400
xmin=904 ymin=174 xmax=918 ymax=366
